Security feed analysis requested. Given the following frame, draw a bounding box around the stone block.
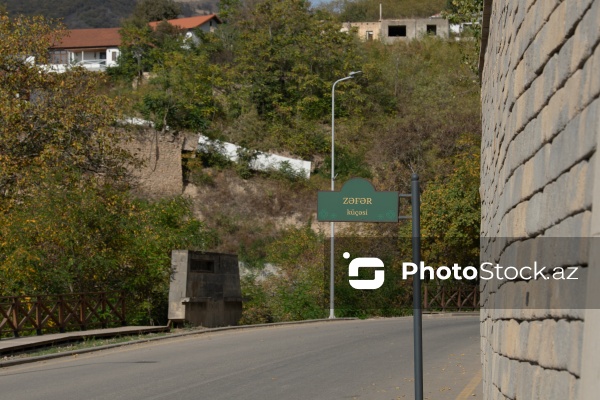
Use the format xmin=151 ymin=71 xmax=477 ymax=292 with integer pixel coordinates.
xmin=537 ymin=2 xmax=568 ymax=65
xmin=544 ymin=211 xmax=591 ymax=238
xmin=500 ymin=357 xmax=517 ymax=399
xmin=513 ymin=59 xmax=527 ymax=100
xmin=555 ymin=35 xmax=574 ymax=88
xmin=492 ymin=351 xmax=502 ymax=388
xmin=513 ymin=0 xmax=528 ymax=32
xmin=530 ymin=365 xmax=546 ymax=398
xmin=517 ymin=1 xmax=564 ymax=89
xmin=547 ymin=99 xmax=597 ymax=182
xmin=525 ymin=192 xmax=544 ymax=236
xmin=516 ymin=320 xmax=530 ymax=359
xmin=565 ymin=69 xmax=584 ymax=123
xmin=569 ymin=0 xmax=600 ymax=74
xmin=515 ymin=361 xmax=535 ymax=399
xmin=553 ymin=319 xmax=573 ymax=370
xmin=570 ymin=375 xmax=581 ymax=400
xmin=567 ymin=320 xmax=584 ymax=376
xmin=514 ymin=85 xmax=536 ymax=134
xmin=506 ymin=201 xmax=529 ymax=239
xmin=526 ymin=320 xmax=543 ymax=362
xmin=493 ymin=319 xmax=503 ymax=354
xmin=579 ymin=43 xmax=600 ymax=118
xmin=492 ymin=385 xmax=504 ymax=400
xmin=539 ymin=370 xmax=573 ymax=400
xmin=538 ymin=319 xmax=558 ymax=367
xmin=540 ymin=85 xmax=568 ymax=143
xmin=503 ymin=319 xmax=520 ymax=358
xmin=541 ymin=160 xmax=590 ymax=231
xmin=541 ymin=53 xmax=559 ymax=101
xmin=497 ymin=354 xmax=508 ymax=390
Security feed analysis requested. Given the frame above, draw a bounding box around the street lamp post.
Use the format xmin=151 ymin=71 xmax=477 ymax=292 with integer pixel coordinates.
xmin=329 ymin=71 xmax=362 ymax=319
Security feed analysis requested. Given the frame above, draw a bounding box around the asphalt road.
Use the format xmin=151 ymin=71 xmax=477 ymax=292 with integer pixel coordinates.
xmin=0 ymin=317 xmax=482 ymax=400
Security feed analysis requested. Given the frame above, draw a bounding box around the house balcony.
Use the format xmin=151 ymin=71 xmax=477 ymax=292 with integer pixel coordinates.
xmin=42 ymin=60 xmax=113 ymax=73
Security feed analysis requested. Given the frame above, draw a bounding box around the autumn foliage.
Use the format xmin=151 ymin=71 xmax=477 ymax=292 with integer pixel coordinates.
xmin=0 ymin=14 xmax=209 ymax=324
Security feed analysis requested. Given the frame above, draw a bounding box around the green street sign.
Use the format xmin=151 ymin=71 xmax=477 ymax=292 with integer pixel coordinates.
xmin=318 ymin=178 xmax=399 ymax=222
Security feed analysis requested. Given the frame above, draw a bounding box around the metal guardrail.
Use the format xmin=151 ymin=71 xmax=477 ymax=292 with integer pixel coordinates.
xmin=423 ymin=284 xmax=480 ymax=311
xmin=0 ymin=292 xmax=126 ymax=338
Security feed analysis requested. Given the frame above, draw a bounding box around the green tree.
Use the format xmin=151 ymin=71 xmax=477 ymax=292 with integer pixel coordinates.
xmin=443 ymin=0 xmax=483 ymax=74
xmin=364 ymin=38 xmax=481 ymax=190
xmin=0 ymin=176 xmax=210 ymax=323
xmin=131 ymin=0 xmax=181 ymax=22
xmin=111 ymin=17 xmax=185 ymax=82
xmin=227 ymin=0 xmax=363 ymax=122
xmin=213 ymin=0 xmax=368 ymax=159
xmin=0 ymin=15 xmax=131 ymax=208
xmin=0 ymin=14 xmax=213 ymax=324
xmin=399 ymin=134 xmax=480 ymax=268
xmin=240 ymin=225 xmax=326 ymax=323
xmin=138 ymin=49 xmax=222 ymax=131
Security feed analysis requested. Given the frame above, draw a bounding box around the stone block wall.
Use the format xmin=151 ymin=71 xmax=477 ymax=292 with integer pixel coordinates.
xmin=123 ymin=130 xmax=190 ymax=199
xmin=480 ymin=0 xmax=600 ymax=398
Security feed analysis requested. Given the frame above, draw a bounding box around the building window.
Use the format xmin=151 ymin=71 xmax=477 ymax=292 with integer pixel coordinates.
xmin=111 ymin=52 xmax=117 ymax=62
xmin=427 ymin=25 xmax=437 ymax=35
xmin=190 ymin=259 xmax=215 ymax=273
xmin=366 ymin=31 xmax=374 ymax=41
xmin=49 ymin=50 xmax=68 ymax=64
xmin=99 ymin=51 xmax=106 ymax=60
xmin=388 ymin=25 xmax=406 ymax=37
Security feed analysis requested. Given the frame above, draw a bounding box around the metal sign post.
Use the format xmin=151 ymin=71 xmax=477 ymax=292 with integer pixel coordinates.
xmin=317 ymin=174 xmax=423 ymax=400
xmin=399 ymin=174 xmax=423 ymax=400
xmin=411 ymin=174 xmax=423 ymax=400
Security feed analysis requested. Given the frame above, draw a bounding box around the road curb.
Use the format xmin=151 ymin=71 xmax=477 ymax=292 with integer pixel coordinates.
xmin=423 ymin=312 xmax=480 ymax=317
xmin=0 ymin=318 xmax=357 ymax=368
xmin=0 ymin=314 xmax=480 ymax=368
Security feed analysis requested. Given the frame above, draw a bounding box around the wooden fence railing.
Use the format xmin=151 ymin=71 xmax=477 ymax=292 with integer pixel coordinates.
xmin=0 ymin=292 xmax=126 ymax=338
xmin=423 ymin=284 xmax=479 ymax=311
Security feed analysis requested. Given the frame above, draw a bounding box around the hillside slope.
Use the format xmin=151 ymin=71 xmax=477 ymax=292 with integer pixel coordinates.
xmin=2 ymin=0 xmax=217 ymax=28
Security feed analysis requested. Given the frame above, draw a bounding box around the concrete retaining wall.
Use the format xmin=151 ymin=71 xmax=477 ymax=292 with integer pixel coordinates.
xmin=198 ymin=136 xmax=312 ymax=178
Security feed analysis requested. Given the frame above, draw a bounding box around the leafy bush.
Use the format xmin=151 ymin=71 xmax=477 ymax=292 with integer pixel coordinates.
xmin=267 ymin=161 xmax=307 ymax=183
xmin=235 ymin=147 xmax=261 ymax=179
xmin=239 ymin=225 xmax=326 ymax=323
xmin=321 ymin=145 xmax=372 ymax=180
xmin=0 ymin=175 xmax=212 ymax=324
xmin=197 ymin=141 xmax=232 ymax=169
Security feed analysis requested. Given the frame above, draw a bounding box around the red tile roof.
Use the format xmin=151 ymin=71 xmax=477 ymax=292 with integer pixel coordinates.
xmin=52 ymin=28 xmax=121 ymax=49
xmin=51 ymin=15 xmax=221 ymax=50
xmin=148 ymin=14 xmax=222 ymax=30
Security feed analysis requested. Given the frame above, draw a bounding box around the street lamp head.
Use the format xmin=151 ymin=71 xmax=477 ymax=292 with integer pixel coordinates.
xmin=349 ymin=71 xmax=362 ymax=78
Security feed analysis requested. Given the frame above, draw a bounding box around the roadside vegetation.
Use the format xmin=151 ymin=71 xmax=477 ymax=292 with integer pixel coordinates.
xmin=0 ymin=0 xmax=481 ymax=326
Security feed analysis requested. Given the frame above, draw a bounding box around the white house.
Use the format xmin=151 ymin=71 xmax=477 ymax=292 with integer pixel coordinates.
xmin=45 ymin=14 xmax=222 ymax=73
xmin=48 ymin=28 xmax=121 ymax=73
xmin=148 ymin=14 xmax=222 ymax=44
